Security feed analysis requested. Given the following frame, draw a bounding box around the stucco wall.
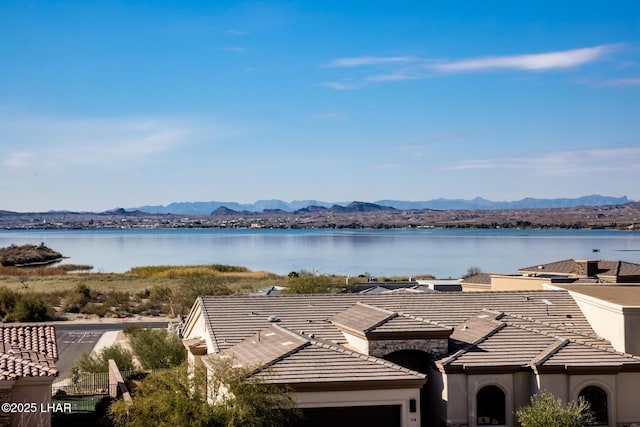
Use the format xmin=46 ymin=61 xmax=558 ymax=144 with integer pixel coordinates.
xmin=490 ymin=276 xmax=547 ymax=291
xmin=569 ymin=291 xmax=629 ymax=354
xmin=534 ymin=373 xmax=569 ymax=401
xmin=440 ymin=372 xmax=468 ymax=427
xmin=9 ymin=377 xmax=54 ymax=427
xmin=615 ymin=372 xmax=640 ymax=425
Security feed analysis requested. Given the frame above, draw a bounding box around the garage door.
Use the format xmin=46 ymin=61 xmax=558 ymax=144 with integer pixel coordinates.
xmin=297 ymin=405 xmax=401 ymax=427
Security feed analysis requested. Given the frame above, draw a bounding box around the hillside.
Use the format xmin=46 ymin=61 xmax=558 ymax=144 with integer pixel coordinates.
xmin=130 ymin=195 xmax=631 ymax=215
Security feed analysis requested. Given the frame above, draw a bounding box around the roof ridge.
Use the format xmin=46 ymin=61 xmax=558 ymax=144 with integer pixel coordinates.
xmin=197 ymin=296 xmax=221 ymax=354
xmin=239 ymin=325 xmax=312 ymax=374
xmin=438 ymin=321 xmax=507 ymax=366
xmin=529 ymin=338 xmax=570 ymax=366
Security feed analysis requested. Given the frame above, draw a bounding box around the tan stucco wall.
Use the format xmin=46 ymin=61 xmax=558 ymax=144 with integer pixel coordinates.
xmin=440 ymin=372 xmax=467 ymax=426
xmin=534 ymin=373 xmax=569 ymax=401
xmin=295 ymin=388 xmax=422 ymax=427
xmin=490 ymin=276 xmax=547 ymax=291
xmin=9 ymin=377 xmax=55 ymax=427
xmin=182 ymin=304 xmax=216 ymax=354
xmin=568 ymin=291 xmax=633 ymax=354
xmin=615 ymin=372 xmax=640 ymax=425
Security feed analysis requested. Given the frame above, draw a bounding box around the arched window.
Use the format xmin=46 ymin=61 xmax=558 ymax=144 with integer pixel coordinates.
xmin=579 ymin=385 xmax=608 ymax=425
xmin=477 ymin=385 xmax=506 ymax=425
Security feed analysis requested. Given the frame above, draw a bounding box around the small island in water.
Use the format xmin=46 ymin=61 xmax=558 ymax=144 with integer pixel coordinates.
xmin=0 ymin=243 xmax=63 ymax=267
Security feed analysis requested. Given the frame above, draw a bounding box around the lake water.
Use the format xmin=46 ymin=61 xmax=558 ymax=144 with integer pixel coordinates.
xmin=1 ymin=229 xmax=639 ymax=278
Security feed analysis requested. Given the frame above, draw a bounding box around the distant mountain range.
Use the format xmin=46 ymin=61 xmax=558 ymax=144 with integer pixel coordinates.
xmin=130 ymin=195 xmax=631 ymax=215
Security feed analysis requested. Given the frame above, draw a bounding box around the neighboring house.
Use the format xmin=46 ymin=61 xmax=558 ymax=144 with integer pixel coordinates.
xmin=462 ymin=258 xmax=640 ymax=291
xmin=519 ymin=259 xmax=640 ymax=283
xmin=182 ymin=290 xmax=640 ymax=427
xmin=0 ymin=325 xmax=59 ymax=427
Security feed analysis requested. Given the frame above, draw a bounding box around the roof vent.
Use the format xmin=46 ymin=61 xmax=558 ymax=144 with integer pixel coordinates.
xmin=267 ymin=315 xmax=280 ymax=323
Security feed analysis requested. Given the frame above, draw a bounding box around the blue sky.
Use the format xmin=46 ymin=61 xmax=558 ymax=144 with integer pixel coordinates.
xmin=1 ymin=1 xmax=639 ymax=212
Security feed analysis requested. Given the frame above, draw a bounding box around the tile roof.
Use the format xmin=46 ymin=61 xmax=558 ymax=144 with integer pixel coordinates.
xmin=207 ymin=324 xmax=426 ymax=389
xmin=189 ymin=290 xmax=640 ymax=377
xmin=331 ymin=303 xmax=395 ymax=334
xmin=460 ymin=273 xmax=493 ymax=285
xmin=330 ymin=303 xmax=451 ymax=339
xmin=438 ymin=312 xmax=640 ymax=373
xmin=0 ymin=325 xmax=58 ymax=380
xmin=190 ymin=290 xmax=595 ymax=354
xmin=519 ymin=259 xmax=640 ymax=280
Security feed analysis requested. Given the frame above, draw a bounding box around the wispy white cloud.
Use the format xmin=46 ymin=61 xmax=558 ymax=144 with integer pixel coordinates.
xmin=3 ymin=151 xmax=34 ymax=169
xmin=430 ymin=45 xmax=617 ymax=73
xmin=319 ymin=82 xmax=358 ymax=90
xmin=603 ymin=77 xmax=640 ymax=86
xmin=323 ymin=45 xmax=621 ymax=89
xmin=444 ymin=145 xmax=640 ymax=175
xmin=0 ymin=114 xmax=217 ymax=171
xmin=366 ymin=71 xmax=418 ymax=82
xmin=327 ymin=56 xmax=417 ymax=68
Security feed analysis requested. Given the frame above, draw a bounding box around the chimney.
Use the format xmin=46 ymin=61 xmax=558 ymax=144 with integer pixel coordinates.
xmin=576 ymin=260 xmax=599 ymax=277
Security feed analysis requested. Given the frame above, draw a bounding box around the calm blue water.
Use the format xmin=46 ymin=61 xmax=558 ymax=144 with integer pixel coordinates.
xmin=1 ymin=229 xmax=639 ymax=278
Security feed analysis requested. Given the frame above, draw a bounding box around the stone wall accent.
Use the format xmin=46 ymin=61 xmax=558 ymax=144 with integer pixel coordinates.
xmin=368 ymin=338 xmax=449 ymax=358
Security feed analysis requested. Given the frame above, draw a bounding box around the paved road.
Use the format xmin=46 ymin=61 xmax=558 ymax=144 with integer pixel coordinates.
xmin=54 ymin=321 xmax=169 ymax=378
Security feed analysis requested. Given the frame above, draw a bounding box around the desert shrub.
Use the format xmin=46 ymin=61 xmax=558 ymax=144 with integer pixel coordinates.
xmin=126 ymin=327 xmax=186 ymax=370
xmin=76 ymin=344 xmax=135 ymax=373
xmin=517 ymin=391 xmax=594 ymax=427
xmin=62 ymin=283 xmax=92 ymax=312
xmin=0 ymin=287 xmax=18 ymax=318
xmin=80 ymin=302 xmax=109 ymax=317
xmin=6 ymin=293 xmax=55 ymax=322
xmin=285 ymin=272 xmax=345 ymax=294
xmin=170 ymin=274 xmax=232 ymax=316
xmin=109 ymin=361 xmax=300 ymax=427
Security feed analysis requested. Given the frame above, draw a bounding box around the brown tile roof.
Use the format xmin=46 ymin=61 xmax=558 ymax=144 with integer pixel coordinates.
xmin=519 ymin=259 xmax=640 ymax=281
xmin=207 ymin=324 xmax=426 ymax=389
xmin=0 ymin=325 xmax=58 ymax=380
xmin=330 ymin=303 xmax=451 ymax=339
xmin=438 ymin=313 xmax=640 ymax=373
xmin=331 ymin=303 xmax=395 ymax=334
xmin=460 ymin=273 xmax=493 ymax=285
xmin=190 ymin=290 xmax=594 ymax=353
xmin=0 ymin=325 xmax=58 ymax=360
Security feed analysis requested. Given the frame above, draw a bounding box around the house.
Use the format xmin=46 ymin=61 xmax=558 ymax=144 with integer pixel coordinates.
xmin=0 ymin=325 xmax=59 ymax=427
xmin=182 ymin=290 xmax=640 ymax=427
xmin=461 ymin=258 xmax=640 ymax=291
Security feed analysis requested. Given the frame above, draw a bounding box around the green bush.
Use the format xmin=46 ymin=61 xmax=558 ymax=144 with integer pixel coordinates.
xmin=0 ymin=287 xmax=18 ymax=318
xmin=517 ymin=391 xmax=594 ymax=427
xmin=127 ymin=328 xmax=186 ymax=370
xmin=6 ymin=293 xmax=54 ymax=322
xmin=76 ymin=344 xmax=135 ymax=373
xmin=109 ymin=361 xmax=300 ymax=427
